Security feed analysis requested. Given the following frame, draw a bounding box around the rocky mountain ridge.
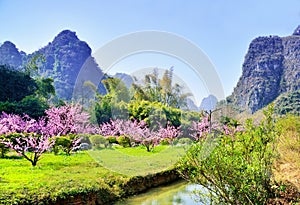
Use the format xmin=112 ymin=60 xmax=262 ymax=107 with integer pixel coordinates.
xmin=0 ymin=41 xmax=25 ymax=70
xmin=228 ymin=26 xmax=300 ymax=113
xmin=0 ymin=30 xmax=105 ymax=100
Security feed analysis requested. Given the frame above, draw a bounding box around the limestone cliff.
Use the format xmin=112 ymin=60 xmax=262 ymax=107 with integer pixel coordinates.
xmin=228 ymin=26 xmax=300 ymax=113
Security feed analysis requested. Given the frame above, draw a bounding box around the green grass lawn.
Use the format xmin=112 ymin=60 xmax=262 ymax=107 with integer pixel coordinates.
xmin=0 ymin=145 xmax=187 ymax=204
xmin=0 ymin=152 xmax=125 ymax=204
xmin=88 ymin=145 xmax=187 ymax=176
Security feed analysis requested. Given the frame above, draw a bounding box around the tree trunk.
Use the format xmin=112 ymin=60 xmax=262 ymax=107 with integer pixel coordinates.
xmin=32 ymin=160 xmax=37 ymax=166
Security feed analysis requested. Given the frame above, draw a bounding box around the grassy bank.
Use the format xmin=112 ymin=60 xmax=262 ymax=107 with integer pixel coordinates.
xmin=0 ymin=145 xmax=186 ymax=204
xmin=89 ymin=145 xmax=186 ymax=176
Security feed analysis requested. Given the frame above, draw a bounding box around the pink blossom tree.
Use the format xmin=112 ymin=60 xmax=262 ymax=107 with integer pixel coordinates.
xmin=98 ymin=119 xmax=148 ymax=147
xmin=44 ymin=103 xmax=95 ymax=154
xmin=190 ymin=115 xmax=211 ymax=141
xmin=139 ymin=127 xmax=161 ymax=152
xmin=0 ymin=103 xmax=94 ymax=164
xmin=117 ymin=119 xmax=148 ymax=147
xmin=157 ymin=122 xmax=182 ymax=145
xmin=98 ymin=119 xmax=121 ymax=137
xmin=0 ymin=112 xmax=54 ymax=166
xmin=45 ymin=103 xmax=94 ymax=136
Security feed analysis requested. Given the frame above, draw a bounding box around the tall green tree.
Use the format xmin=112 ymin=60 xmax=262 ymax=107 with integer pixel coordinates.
xmin=102 ymin=77 xmax=130 ymax=103
xmin=95 ymin=94 xmax=112 ymax=124
xmin=0 ymin=65 xmax=37 ymax=102
xmin=132 ymin=67 xmax=191 ymax=109
xmin=0 ymin=55 xmax=55 ymax=118
xmin=95 ymin=77 xmax=131 ymax=124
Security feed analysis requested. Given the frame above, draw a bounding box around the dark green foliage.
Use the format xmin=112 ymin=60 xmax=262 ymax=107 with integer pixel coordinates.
xmin=0 ymin=96 xmax=48 ymax=119
xmin=107 ymin=136 xmax=118 ymax=144
xmin=177 ymin=106 xmax=277 ymax=204
xmin=164 ymin=106 xmax=181 ymax=127
xmin=95 ymin=95 xmax=112 ymax=124
xmin=16 ymin=96 xmax=49 ymax=119
xmin=0 ymin=135 xmax=9 ymax=158
xmin=35 ymin=77 xmax=55 ymax=99
xmin=0 ymin=65 xmax=37 ymax=102
xmin=53 ymin=137 xmax=70 ymax=155
xmin=0 ymin=144 xmax=9 ymax=158
xmin=95 ymin=77 xmax=130 ymax=124
xmin=0 ymin=59 xmax=55 ymax=118
xmin=0 ymin=101 xmax=17 ymax=114
xmin=112 ymin=101 xmax=129 ymax=120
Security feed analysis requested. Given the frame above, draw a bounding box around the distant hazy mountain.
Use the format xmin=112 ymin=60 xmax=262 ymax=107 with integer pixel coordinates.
xmin=113 ymin=72 xmax=134 ymax=88
xmin=186 ymin=98 xmax=199 ymax=111
xmin=227 ymin=25 xmax=300 ymax=113
xmin=199 ymin=95 xmax=218 ymax=111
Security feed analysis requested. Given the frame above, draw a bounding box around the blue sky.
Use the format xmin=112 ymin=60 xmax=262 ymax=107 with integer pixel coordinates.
xmin=1 ymin=0 xmax=300 ymax=104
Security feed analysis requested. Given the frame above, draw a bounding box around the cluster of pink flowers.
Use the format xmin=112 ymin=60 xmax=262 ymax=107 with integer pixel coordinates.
xmin=45 ymin=104 xmax=95 ymax=136
xmin=189 ymin=115 xmax=244 ymax=141
xmin=98 ymin=119 xmax=181 ymax=151
xmin=0 ymin=103 xmax=93 ymax=165
xmin=190 ymin=116 xmax=211 ymax=140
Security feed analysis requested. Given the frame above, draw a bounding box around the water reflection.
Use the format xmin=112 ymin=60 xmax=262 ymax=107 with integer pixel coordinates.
xmin=115 ymin=180 xmax=206 ymax=205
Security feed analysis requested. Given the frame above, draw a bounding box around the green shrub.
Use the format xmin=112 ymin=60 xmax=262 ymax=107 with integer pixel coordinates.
xmin=117 ymin=135 xmax=131 ymax=147
xmin=54 ymin=135 xmax=81 ymax=155
xmin=107 ymin=136 xmax=118 ymax=144
xmin=54 ymin=136 xmax=72 ymax=155
xmin=90 ymin=135 xmax=109 ymax=149
xmin=177 ymin=105 xmax=277 ymax=204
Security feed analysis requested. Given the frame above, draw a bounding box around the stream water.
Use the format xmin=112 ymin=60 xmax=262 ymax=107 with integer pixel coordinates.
xmin=115 ymin=180 xmax=207 ymax=205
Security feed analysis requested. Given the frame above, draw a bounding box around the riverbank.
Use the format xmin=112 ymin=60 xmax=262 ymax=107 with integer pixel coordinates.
xmin=0 ymin=146 xmax=186 ymax=204
xmin=55 ymin=169 xmax=181 ymax=205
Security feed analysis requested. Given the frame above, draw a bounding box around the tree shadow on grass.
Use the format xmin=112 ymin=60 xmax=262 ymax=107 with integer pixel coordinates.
xmin=3 ymin=155 xmax=23 ymax=159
